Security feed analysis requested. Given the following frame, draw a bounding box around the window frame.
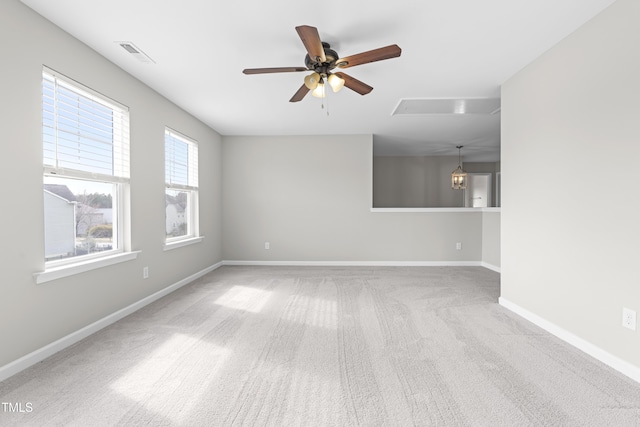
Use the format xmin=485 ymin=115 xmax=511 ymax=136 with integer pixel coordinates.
xmin=164 ymin=127 xmax=200 ymax=247
xmin=41 ymin=67 xmax=132 ymax=271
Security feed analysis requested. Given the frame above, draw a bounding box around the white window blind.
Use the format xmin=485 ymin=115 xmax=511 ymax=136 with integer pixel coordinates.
xmin=165 ymin=128 xmax=198 ymax=190
xmin=42 ymin=68 xmax=130 ymax=180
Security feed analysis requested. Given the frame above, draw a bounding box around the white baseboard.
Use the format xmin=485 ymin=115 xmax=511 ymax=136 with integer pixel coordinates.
xmin=481 ymin=262 xmax=501 ymax=273
xmin=499 ymin=297 xmax=640 ymax=384
xmin=0 ymin=261 xmax=224 ymax=383
xmin=222 ymin=260 xmax=487 ymax=267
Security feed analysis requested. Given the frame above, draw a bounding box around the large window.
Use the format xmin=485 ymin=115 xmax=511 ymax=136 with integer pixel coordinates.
xmin=164 ymin=128 xmax=199 ymax=243
xmin=42 ymin=68 xmax=130 ymax=265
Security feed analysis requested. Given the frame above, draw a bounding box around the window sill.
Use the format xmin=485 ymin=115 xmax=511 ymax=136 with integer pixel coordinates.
xmin=163 ymin=236 xmax=204 ymax=251
xmin=34 ymin=251 xmax=141 ymax=285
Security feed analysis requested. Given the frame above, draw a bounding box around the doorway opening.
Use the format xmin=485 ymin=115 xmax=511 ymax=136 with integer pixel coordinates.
xmin=464 ymin=173 xmax=492 ymax=207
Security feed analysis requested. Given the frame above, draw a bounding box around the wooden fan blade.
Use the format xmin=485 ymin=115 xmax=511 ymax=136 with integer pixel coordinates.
xmin=295 ymin=25 xmax=326 ymax=63
xmin=243 ymin=67 xmax=308 ymax=75
xmin=289 ymin=84 xmax=310 ymax=102
xmin=336 ymin=44 xmax=401 ymax=69
xmin=334 ymin=72 xmax=373 ymax=95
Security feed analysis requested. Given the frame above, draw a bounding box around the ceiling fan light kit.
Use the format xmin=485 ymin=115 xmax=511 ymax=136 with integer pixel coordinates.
xmin=242 ymin=25 xmax=401 ymax=103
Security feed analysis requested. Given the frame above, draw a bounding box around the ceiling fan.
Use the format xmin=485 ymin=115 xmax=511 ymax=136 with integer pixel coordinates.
xmin=243 ymin=25 xmax=401 ymax=102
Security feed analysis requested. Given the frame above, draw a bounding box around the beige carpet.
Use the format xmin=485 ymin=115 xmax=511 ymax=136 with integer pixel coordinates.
xmin=1 ymin=266 xmax=639 ymax=426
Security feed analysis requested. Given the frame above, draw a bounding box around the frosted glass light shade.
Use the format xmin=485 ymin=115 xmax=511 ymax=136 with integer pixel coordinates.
xmin=304 ymin=72 xmax=320 ymax=90
xmin=328 ymin=74 xmax=345 ymax=92
xmin=311 ymin=83 xmax=325 ymax=98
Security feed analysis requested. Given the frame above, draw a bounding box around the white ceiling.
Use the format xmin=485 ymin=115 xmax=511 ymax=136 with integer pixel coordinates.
xmin=21 ymin=0 xmax=615 ymax=161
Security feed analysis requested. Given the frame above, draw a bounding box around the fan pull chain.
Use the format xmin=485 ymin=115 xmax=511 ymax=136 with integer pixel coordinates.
xmin=320 ymin=98 xmax=330 ymax=116
xmin=327 ymin=85 xmax=330 ymax=116
xmin=321 ymin=85 xmax=329 ymax=117
xmin=326 ymin=95 xmax=329 ymax=116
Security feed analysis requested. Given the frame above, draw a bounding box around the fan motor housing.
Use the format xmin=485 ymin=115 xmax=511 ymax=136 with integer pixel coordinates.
xmin=305 ymin=42 xmax=339 ymax=74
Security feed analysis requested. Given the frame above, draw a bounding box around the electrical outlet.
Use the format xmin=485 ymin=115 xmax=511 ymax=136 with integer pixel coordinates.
xmin=264 ymin=242 xmax=270 ymax=250
xmin=143 ymin=267 xmax=149 ymax=279
xmin=622 ymin=308 xmax=636 ymax=331
xmin=456 ymin=242 xmax=462 ymax=250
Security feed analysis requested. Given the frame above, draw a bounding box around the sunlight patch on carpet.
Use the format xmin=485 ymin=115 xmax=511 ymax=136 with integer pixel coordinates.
xmin=110 ymin=333 xmax=230 ymax=423
xmin=214 ymin=285 xmax=272 ymax=313
xmin=282 ymin=295 xmax=337 ymax=330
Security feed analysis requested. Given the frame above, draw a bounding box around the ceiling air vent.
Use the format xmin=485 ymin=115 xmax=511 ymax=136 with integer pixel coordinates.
xmin=392 ymin=98 xmax=500 ymax=116
xmin=117 ymin=41 xmax=155 ymax=64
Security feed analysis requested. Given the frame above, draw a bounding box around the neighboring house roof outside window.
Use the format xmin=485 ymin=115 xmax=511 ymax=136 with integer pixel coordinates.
xmin=44 ymin=184 xmax=76 ymax=202
xmin=166 ymin=193 xmax=187 ymax=213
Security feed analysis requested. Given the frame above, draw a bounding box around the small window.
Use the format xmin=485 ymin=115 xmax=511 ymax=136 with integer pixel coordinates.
xmin=42 ymin=68 xmax=130 ymax=265
xmin=165 ymin=128 xmax=199 ymax=243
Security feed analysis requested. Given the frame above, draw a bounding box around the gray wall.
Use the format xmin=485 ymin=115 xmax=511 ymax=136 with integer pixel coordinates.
xmin=481 ymin=211 xmax=500 ymax=269
xmin=502 ymin=0 xmax=639 ymax=369
xmin=0 ymin=0 xmax=223 ymax=367
xmin=373 ymin=156 xmax=463 ymax=207
xmin=222 ymin=135 xmax=489 ymax=263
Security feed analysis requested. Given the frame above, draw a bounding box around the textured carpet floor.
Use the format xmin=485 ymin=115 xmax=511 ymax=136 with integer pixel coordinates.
xmin=1 ymin=266 xmax=639 ymax=426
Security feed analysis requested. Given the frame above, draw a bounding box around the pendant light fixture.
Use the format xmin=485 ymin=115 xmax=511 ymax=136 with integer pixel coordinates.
xmin=451 ymin=145 xmax=467 ymax=190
